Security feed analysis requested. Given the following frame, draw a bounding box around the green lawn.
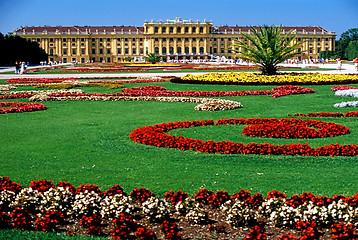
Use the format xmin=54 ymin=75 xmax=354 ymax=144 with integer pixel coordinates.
xmin=0 ymin=80 xmax=357 ymax=197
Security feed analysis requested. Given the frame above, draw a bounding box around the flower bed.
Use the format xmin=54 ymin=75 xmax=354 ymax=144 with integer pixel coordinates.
xmin=289 ymin=111 xmax=358 ymax=117
xmin=335 ymin=89 xmax=358 ymax=98
xmin=129 ymin=118 xmax=357 ymax=156
xmin=5 ymin=77 xmax=173 ymax=84
xmin=334 ymin=101 xmax=358 ymax=108
xmin=122 ymin=85 xmax=315 ymax=98
xmin=0 ymin=89 xmax=83 ymax=99
xmin=331 ymin=85 xmax=358 ymax=91
xmin=29 ymin=93 xmax=243 ymax=111
xmin=172 ymin=72 xmax=358 ymax=85
xmin=0 ymin=102 xmax=47 ymax=114
xmin=1 ymin=177 xmax=357 ymax=239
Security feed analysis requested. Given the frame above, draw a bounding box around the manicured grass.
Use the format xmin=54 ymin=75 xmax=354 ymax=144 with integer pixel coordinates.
xmin=0 ymin=80 xmax=357 ymax=197
xmin=0 ymin=229 xmax=106 ymax=240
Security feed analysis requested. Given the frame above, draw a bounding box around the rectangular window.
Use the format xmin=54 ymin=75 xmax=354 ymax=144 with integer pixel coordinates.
xmin=99 ymin=49 xmax=103 ymax=54
xmin=140 ymin=48 xmax=143 ymax=54
xmin=92 ymin=49 xmax=96 ymax=54
xmin=50 ymin=38 xmax=54 ymax=42
xmin=124 ymin=38 xmax=128 ymax=41
xmin=155 ymin=38 xmax=159 ymax=42
xmin=81 ymin=38 xmax=85 ymax=42
xmin=170 ymin=38 xmax=174 ymax=42
xmin=72 ymin=49 xmax=76 ymax=54
xmin=63 ymin=49 xmax=67 ymax=55
xmin=117 ymin=38 xmax=121 ymax=41
xmin=117 ymin=48 xmax=121 ymax=54
xmin=213 ymin=48 xmax=217 ymax=53
xmin=107 ymin=38 xmax=110 ymax=42
xmin=72 ymin=38 xmax=75 ymax=42
xmin=132 ymin=48 xmax=136 ymax=54
xmin=125 ymin=48 xmax=128 ymax=54
xmin=63 ymin=58 xmax=67 ymax=63
xmin=81 ymin=49 xmax=85 ymax=54
xmin=107 ymin=49 xmax=111 ymax=54
xmin=81 ymin=58 xmax=85 ymax=63
xmin=162 ymin=38 xmax=166 ymax=41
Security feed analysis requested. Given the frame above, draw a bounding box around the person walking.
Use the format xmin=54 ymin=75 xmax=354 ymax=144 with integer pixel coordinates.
xmin=14 ymin=61 xmax=20 ymax=74
xmin=20 ymin=62 xmax=25 ymax=74
xmin=336 ymin=58 xmax=342 ymax=72
xmin=354 ymin=57 xmax=358 ymax=71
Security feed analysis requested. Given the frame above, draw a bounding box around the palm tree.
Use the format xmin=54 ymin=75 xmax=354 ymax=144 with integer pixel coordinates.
xmin=232 ymin=25 xmax=305 ymax=75
xmin=144 ymin=53 xmax=162 ymax=64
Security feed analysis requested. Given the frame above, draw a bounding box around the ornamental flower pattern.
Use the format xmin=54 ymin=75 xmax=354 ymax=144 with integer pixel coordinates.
xmin=129 ymin=118 xmax=356 ymax=156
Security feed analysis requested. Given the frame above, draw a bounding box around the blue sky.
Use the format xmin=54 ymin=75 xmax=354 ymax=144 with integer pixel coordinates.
xmin=0 ymin=0 xmax=357 ymax=39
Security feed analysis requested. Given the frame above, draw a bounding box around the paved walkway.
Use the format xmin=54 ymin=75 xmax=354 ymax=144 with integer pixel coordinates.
xmin=0 ymin=63 xmax=357 ymax=80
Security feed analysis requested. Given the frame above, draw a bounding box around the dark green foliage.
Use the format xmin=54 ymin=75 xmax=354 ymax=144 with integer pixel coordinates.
xmin=144 ymin=53 xmax=162 ymax=64
xmin=0 ymin=33 xmax=48 ymax=65
xmin=319 ymin=50 xmax=338 ymax=59
xmin=335 ymin=28 xmax=358 ymax=60
xmin=345 ymin=40 xmax=358 ymax=60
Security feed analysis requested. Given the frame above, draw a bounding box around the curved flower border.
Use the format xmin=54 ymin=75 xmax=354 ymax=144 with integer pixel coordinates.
xmin=0 ymin=102 xmax=47 ymax=114
xmin=129 ymin=118 xmax=357 ymax=156
xmin=29 ymin=93 xmax=243 ymax=111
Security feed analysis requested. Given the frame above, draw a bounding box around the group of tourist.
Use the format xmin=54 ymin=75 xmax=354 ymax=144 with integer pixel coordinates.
xmin=14 ymin=61 xmax=27 ymax=74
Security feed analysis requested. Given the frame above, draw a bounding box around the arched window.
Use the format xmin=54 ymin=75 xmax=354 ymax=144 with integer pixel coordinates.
xmin=177 ymin=47 xmax=182 ymax=54
xmin=154 ymin=47 xmax=159 ymax=54
xmin=199 ymin=27 xmax=204 ymax=33
xmin=185 ymin=47 xmax=189 ymax=54
xmin=199 ymin=47 xmax=204 ymax=54
xmin=162 ymin=27 xmax=166 ymax=33
xmin=154 ymin=27 xmax=158 ymax=33
xmin=169 ymin=47 xmax=174 ymax=54
xmin=185 ymin=27 xmax=189 ymax=33
xmin=192 ymin=27 xmax=196 ymax=33
xmin=162 ymin=47 xmax=167 ymax=54
xmin=169 ymin=27 xmax=173 ymax=33
xmin=177 ymin=27 xmax=181 ymax=33
xmin=192 ymin=47 xmax=196 ymax=54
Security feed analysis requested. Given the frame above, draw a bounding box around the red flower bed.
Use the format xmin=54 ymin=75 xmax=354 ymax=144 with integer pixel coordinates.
xmin=331 ymin=85 xmax=358 ymax=91
xmin=122 ymin=85 xmax=314 ymax=98
xmin=129 ymin=118 xmax=356 ymax=156
xmin=0 ymin=102 xmax=47 ymax=114
xmin=5 ymin=77 xmax=173 ymax=84
xmin=242 ymin=118 xmax=349 ymax=139
xmin=0 ymin=94 xmax=34 ymax=99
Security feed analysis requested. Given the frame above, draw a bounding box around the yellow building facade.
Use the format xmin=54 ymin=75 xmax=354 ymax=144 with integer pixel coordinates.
xmin=14 ymin=18 xmax=336 ymax=63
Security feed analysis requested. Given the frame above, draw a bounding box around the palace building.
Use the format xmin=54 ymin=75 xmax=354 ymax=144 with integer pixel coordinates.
xmin=13 ymin=17 xmax=336 ymax=63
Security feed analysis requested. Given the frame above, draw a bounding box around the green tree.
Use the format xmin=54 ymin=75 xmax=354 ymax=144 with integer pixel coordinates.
xmin=0 ymin=34 xmax=47 ymax=65
xmin=144 ymin=53 xmax=162 ymax=64
xmin=345 ymin=40 xmax=358 ymax=60
xmin=336 ymin=28 xmax=358 ymax=60
xmin=232 ymin=25 xmax=305 ymax=75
